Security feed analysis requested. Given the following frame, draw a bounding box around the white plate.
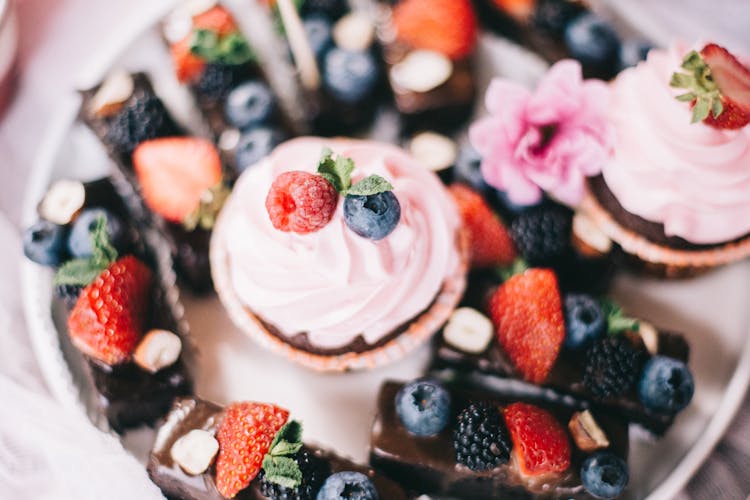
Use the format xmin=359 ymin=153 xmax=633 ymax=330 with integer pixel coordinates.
xmin=20 ymin=4 xmax=750 ymax=499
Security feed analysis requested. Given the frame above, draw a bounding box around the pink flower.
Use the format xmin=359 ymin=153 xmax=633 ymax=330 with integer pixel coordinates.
xmin=470 ymin=60 xmax=613 ymax=206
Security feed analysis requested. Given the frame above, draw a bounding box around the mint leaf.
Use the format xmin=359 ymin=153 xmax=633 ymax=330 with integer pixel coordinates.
xmin=190 ymin=29 xmax=220 ymax=60
xmin=347 ymin=175 xmax=394 ymax=196
xmin=317 ymin=148 xmax=354 ymax=193
xmin=601 ymin=299 xmax=639 ymax=335
xmin=262 ymin=455 xmax=303 ymax=489
xmin=190 ymin=29 xmax=254 ymax=65
xmin=270 ymin=421 xmax=303 ymax=453
xmin=91 ymin=215 xmax=118 ymax=269
xmin=54 ymin=259 xmax=104 ymax=286
xmin=496 ymin=258 xmax=529 ymax=282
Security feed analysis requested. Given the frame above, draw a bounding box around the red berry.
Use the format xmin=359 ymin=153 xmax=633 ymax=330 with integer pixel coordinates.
xmin=170 ymin=36 xmax=206 ymax=83
xmin=133 ymin=137 xmax=222 ymax=223
xmin=265 ymin=171 xmax=338 ymax=234
xmin=392 ymin=0 xmax=477 ymax=60
xmin=67 ymin=256 xmax=152 ymax=365
xmin=488 ymin=268 xmax=564 ymax=384
xmin=215 ymin=402 xmax=289 ymax=498
xmin=193 ymin=6 xmax=237 ymax=36
xmin=697 ymin=44 xmax=750 ymax=129
xmin=449 ymin=184 xmax=517 ymax=268
xmin=504 ymin=402 xmax=571 ymax=476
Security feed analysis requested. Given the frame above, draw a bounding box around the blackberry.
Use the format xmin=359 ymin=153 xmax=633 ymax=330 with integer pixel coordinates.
xmin=453 ymin=401 xmax=512 ymax=472
xmin=258 ymin=448 xmax=330 ymax=500
xmin=55 ymin=284 xmax=82 ymax=309
xmin=104 ymin=95 xmax=178 ymax=156
xmin=510 ymin=204 xmax=572 ymax=266
xmin=532 ymin=0 xmax=585 ymax=38
xmin=583 ymin=336 xmax=645 ymax=400
xmin=194 ymin=63 xmax=253 ymax=102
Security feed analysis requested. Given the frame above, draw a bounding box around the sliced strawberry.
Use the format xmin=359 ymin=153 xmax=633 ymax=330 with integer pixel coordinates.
xmin=133 ymin=137 xmax=222 ymax=223
xmin=170 ymin=36 xmax=206 ymax=83
xmin=193 ymin=5 xmax=237 ymax=36
xmin=449 ymin=184 xmax=517 ymax=268
xmin=504 ymin=402 xmax=571 ymax=476
xmin=215 ymin=402 xmax=289 ymax=498
xmin=492 ymin=0 xmax=534 ymax=20
xmin=393 ymin=0 xmax=477 ymax=60
xmin=68 ymin=256 xmax=152 ymax=365
xmin=488 ymin=268 xmax=564 ymax=384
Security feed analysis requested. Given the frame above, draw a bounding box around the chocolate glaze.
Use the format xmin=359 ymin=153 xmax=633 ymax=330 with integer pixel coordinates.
xmin=148 ymin=397 xmax=408 ymax=500
xmin=370 ymin=381 xmax=628 ymax=499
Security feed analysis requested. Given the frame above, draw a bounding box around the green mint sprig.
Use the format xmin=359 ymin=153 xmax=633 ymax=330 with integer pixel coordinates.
xmin=317 ymin=148 xmax=394 ymax=197
xmin=261 ymin=420 xmax=304 ymax=489
xmin=601 ymin=298 xmax=640 ymax=335
xmin=54 ymin=215 xmax=118 ymax=286
xmin=190 ymin=29 xmax=255 ymax=66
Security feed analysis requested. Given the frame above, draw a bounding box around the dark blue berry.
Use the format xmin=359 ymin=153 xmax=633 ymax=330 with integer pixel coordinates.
xmin=68 ymin=208 xmax=125 ymax=258
xmin=563 ymin=13 xmax=621 ymax=77
xmin=581 ymin=451 xmax=628 ymax=499
xmin=234 ymin=127 xmax=284 ymax=173
xmin=564 ymin=293 xmax=606 ymax=350
xmin=395 ymin=379 xmax=451 ymax=437
xmin=23 ymin=220 xmax=68 ymax=267
xmin=533 ymin=0 xmax=585 ymax=37
xmin=316 ymin=471 xmax=378 ymax=500
xmin=301 ymin=0 xmax=347 ymax=20
xmin=453 ymin=144 xmax=487 ymax=192
xmin=224 ymin=80 xmax=275 ymax=130
xmin=304 ymin=15 xmax=333 ymax=60
xmin=619 ymin=39 xmax=653 ymax=70
xmin=343 ymin=191 xmax=400 ymax=240
xmin=323 ymin=48 xmax=379 ymax=104
xmin=638 ymin=356 xmax=694 ymax=414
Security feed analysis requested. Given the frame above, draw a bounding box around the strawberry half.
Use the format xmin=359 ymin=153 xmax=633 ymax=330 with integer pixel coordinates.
xmin=449 ymin=184 xmax=517 ymax=268
xmin=193 ymin=5 xmax=237 ymax=36
xmin=504 ymin=402 xmax=571 ymax=476
xmin=171 ymin=36 xmax=206 ymax=83
xmin=488 ymin=268 xmax=564 ymax=384
xmin=215 ymin=402 xmax=289 ymax=498
xmin=67 ymin=256 xmax=152 ymax=365
xmin=392 ymin=0 xmax=478 ymax=60
xmin=671 ymin=43 xmax=750 ymax=130
xmin=133 ymin=137 xmax=222 ymax=223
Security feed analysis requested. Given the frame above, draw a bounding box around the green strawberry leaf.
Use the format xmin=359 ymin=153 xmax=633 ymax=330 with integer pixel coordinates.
xmin=601 ymin=298 xmax=639 ymax=335
xmin=711 ymin=98 xmax=724 ymax=118
xmin=54 ymin=215 xmax=117 ymax=286
xmin=190 ymin=29 xmax=254 ymax=65
xmin=496 ymin=258 xmax=529 ymax=282
xmin=347 ymin=175 xmax=394 ymax=196
xmin=317 ymin=148 xmax=354 ymax=193
xmin=675 ymin=92 xmax=697 ymax=102
xmin=691 ymin=97 xmax=711 ymax=123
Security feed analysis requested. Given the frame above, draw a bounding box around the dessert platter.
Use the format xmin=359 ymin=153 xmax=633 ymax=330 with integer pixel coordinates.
xmin=19 ymin=0 xmax=750 ymax=498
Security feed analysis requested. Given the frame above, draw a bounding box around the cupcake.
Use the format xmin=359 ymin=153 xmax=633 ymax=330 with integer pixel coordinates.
xmin=582 ymin=42 xmax=750 ymax=277
xmin=211 ymin=137 xmax=468 ymax=371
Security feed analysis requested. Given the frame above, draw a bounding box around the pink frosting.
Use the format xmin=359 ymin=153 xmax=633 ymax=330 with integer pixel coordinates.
xmin=218 ymin=137 xmax=462 ymax=349
xmin=603 ymin=42 xmax=750 ymax=244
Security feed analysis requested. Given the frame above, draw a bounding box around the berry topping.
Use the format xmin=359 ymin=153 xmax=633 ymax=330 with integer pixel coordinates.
xmin=266 ymin=171 xmax=338 ymax=234
xmin=580 ymin=451 xmax=629 ymax=499
xmin=448 ymin=184 xmax=516 ymax=268
xmin=316 ymin=471 xmax=379 ymax=500
xmin=224 ymin=80 xmax=275 ymax=130
xmin=453 ymin=401 xmax=512 ymax=471
xmin=133 ymin=137 xmax=223 ymax=225
xmin=395 ymin=379 xmax=452 ymax=437
xmin=503 ymin=402 xmax=571 ymax=477
xmin=258 ymin=447 xmax=330 ymax=500
xmin=171 ymin=36 xmax=206 ymax=83
xmin=443 ymin=307 xmax=494 ymax=354
xmin=234 ymin=127 xmax=284 ymax=174
xmin=509 ymin=204 xmax=572 ymax=267
xmin=563 ymin=293 xmax=606 ymax=350
xmin=392 ymin=0 xmax=477 ymax=60
xmin=671 ymin=43 xmax=750 ymax=129
xmin=104 ymin=95 xmax=179 ymax=156
xmin=638 ymin=356 xmax=694 ymax=414
xmin=195 ymin=63 xmax=254 ymax=101
xmin=343 ymin=192 xmax=401 ymax=241
xmin=68 ymin=208 xmax=127 ymax=259
xmin=322 ymin=48 xmax=379 ymax=104
xmin=303 ymin=15 xmax=334 ymax=60
xmin=489 ymin=269 xmax=564 ymax=384
xmin=215 ymin=402 xmax=290 ymax=498
xmin=192 ymin=5 xmax=237 ymax=35
xmin=583 ymin=336 xmax=645 ymax=400
xmin=563 ymin=13 xmax=621 ymax=78
xmin=23 ymin=220 xmax=68 ymax=267
xmin=532 ymin=0 xmax=585 ymax=37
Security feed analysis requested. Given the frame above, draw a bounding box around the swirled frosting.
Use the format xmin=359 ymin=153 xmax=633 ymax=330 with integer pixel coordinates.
xmin=602 ymin=42 xmax=750 ymax=244
xmin=217 ymin=137 xmax=462 ymax=349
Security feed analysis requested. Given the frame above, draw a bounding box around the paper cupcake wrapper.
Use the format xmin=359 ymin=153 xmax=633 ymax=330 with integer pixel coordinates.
xmin=580 ymin=192 xmax=750 ymax=269
xmin=210 ymin=218 xmax=470 ymax=372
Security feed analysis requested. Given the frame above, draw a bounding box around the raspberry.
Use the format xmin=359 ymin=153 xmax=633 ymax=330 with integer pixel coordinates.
xmin=265 ymin=171 xmax=338 ymax=234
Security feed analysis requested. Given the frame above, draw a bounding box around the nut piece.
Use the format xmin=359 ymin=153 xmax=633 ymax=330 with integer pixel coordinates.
xmin=638 ymin=321 xmax=659 ymax=355
xmin=572 ymin=211 xmax=612 ymax=258
xmin=409 ymin=132 xmax=457 ymax=174
xmin=170 ymin=429 xmax=219 ymax=475
xmin=568 ymin=410 xmax=610 ymax=452
xmin=390 ymin=50 xmax=453 ymax=94
xmin=37 ymin=179 xmax=86 ymax=225
xmin=333 ymin=12 xmax=375 ymax=52
xmin=443 ymin=307 xmax=494 ymax=354
xmin=133 ymin=329 xmax=182 ymax=373
xmin=89 ymin=70 xmax=134 ymax=118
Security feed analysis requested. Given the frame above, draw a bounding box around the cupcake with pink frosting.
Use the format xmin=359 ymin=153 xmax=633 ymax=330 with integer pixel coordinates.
xmin=210 ymin=137 xmax=469 ymax=371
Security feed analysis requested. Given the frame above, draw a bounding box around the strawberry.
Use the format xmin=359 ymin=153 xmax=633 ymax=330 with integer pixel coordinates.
xmin=193 ymin=5 xmax=237 ymax=36
xmin=133 ymin=137 xmax=222 ymax=223
xmin=170 ymin=36 xmax=206 ymax=83
xmin=488 ymin=268 xmax=564 ymax=383
xmin=67 ymin=256 xmax=152 ymax=365
xmin=392 ymin=0 xmax=477 ymax=60
xmin=449 ymin=184 xmax=516 ymax=268
xmin=215 ymin=402 xmax=289 ymax=498
xmin=671 ymin=43 xmax=750 ymax=130
xmin=504 ymin=402 xmax=571 ymax=476
xmin=492 ymin=0 xmax=534 ymax=20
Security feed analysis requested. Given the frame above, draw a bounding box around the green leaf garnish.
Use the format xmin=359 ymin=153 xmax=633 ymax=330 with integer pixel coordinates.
xmin=189 ymin=29 xmax=254 ymax=65
xmin=670 ymin=49 xmax=724 ymax=124
xmin=601 ymin=298 xmax=640 ymax=335
xmin=347 ymin=175 xmax=394 ymax=196
xmin=261 ymin=420 xmax=304 ymax=490
xmin=317 ymin=148 xmax=355 ymax=193
xmin=183 ymin=182 xmax=231 ymax=231
xmin=54 ymin=215 xmax=118 ymax=286
xmin=691 ymin=97 xmax=711 ymax=123
xmin=496 ymin=258 xmax=529 ymax=282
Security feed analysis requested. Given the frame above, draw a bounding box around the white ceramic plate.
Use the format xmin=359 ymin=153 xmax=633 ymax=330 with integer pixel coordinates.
xmin=20 ymin=3 xmax=750 ymax=499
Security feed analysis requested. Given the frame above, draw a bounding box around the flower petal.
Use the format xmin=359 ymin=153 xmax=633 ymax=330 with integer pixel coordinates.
xmin=526 ymin=60 xmax=584 ymax=125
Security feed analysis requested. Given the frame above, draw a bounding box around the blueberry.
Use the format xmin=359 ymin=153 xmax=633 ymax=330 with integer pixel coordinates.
xmin=638 ymin=356 xmax=694 ymax=413
xmin=564 ymin=293 xmax=606 ymax=350
xmin=323 ymin=48 xmax=379 ymax=104
xmin=581 ymin=451 xmax=629 ymax=499
xmin=304 ymin=15 xmax=333 ymax=60
xmin=316 ymin=471 xmax=378 ymax=500
xmin=453 ymin=144 xmax=487 ymax=192
xmin=68 ymin=208 xmax=125 ymax=258
xmin=344 ymin=191 xmax=401 ymax=240
xmin=224 ymin=81 xmax=275 ymax=130
xmin=563 ymin=13 xmax=621 ymax=77
xmin=533 ymin=0 xmax=585 ymax=37
xmin=395 ymin=379 xmax=451 ymax=437
xmin=619 ymin=39 xmax=653 ymax=70
xmin=234 ymin=127 xmax=284 ymax=173
xmin=23 ymin=220 xmax=68 ymax=267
